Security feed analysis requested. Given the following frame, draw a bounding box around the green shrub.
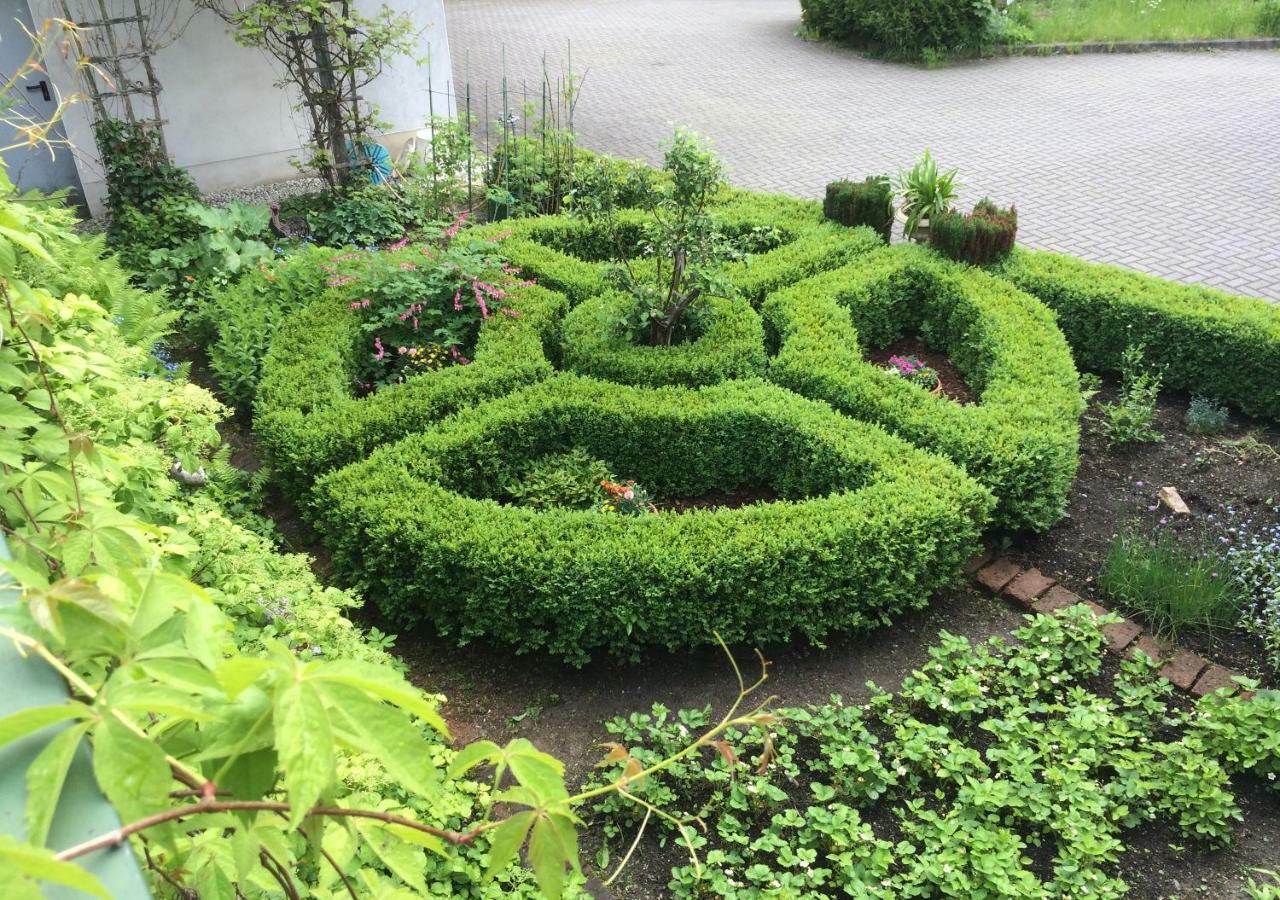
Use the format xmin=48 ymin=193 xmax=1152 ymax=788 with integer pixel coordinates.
xmin=500 ymin=448 xmax=614 ymax=510
xmin=801 ymin=0 xmax=998 ymax=59
xmin=929 ymin=198 xmax=1018 ymax=266
xmin=763 ymin=244 xmax=1083 ymax=532
xmin=307 ymin=185 xmax=406 ymax=246
xmin=94 ymin=118 xmax=198 ymax=223
xmin=823 ymin=176 xmax=894 ymax=242
xmin=591 ymin=607 xmax=1255 ymax=897
xmin=562 ymin=292 xmax=766 ymax=387
xmin=312 ymin=375 xmax=993 ymax=663
xmin=999 ymin=248 xmax=1280 ymax=420
xmin=254 ymin=281 xmax=566 ymax=499
xmin=1186 ymin=396 xmax=1230 ymax=434
xmin=1100 ymin=524 xmax=1246 ymax=641
xmin=1099 ymin=343 xmax=1164 ymax=448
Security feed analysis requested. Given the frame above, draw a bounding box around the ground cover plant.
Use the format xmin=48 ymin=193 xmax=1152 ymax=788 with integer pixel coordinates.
xmin=589 ymin=607 xmax=1280 ymax=898
xmin=1007 ymin=0 xmax=1280 ymax=44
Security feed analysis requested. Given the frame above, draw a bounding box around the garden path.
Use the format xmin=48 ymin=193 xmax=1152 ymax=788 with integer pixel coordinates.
xmin=447 ymin=0 xmax=1280 ymax=300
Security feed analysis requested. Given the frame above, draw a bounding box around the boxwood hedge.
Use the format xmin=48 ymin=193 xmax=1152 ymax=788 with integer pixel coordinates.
xmin=312 ymin=375 xmax=994 ymax=663
xmin=1000 ymin=249 xmax=1280 ymax=420
xmin=253 ymin=281 xmax=567 ymax=499
xmin=763 ymin=244 xmax=1084 ymax=533
xmin=562 ymin=292 xmax=766 ymax=387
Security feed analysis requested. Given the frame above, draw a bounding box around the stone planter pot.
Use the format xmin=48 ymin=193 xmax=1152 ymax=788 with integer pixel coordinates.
xmin=895 ymin=202 xmax=931 ymax=244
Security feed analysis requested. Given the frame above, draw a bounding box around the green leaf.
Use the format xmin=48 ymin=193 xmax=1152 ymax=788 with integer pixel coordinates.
xmin=25 ymin=721 xmax=91 ymax=846
xmin=183 ymin=595 xmax=224 ymax=671
xmin=528 ymin=811 xmax=581 ymax=900
xmin=0 ymin=704 xmax=88 ymax=749
xmin=91 ymin=716 xmax=172 ymax=824
xmin=501 ymin=738 xmax=569 ymax=804
xmin=354 ymin=819 xmax=427 ymax=893
xmin=484 ymin=810 xmax=534 ymax=881
xmin=308 ymin=659 xmax=449 ymax=739
xmin=448 ymin=739 xmax=501 ymax=778
xmin=274 ymin=681 xmax=334 ymax=825
xmin=0 ymin=835 xmax=109 ymax=898
xmin=322 ymin=682 xmax=440 ymax=799
xmin=383 ymin=823 xmax=445 ymax=857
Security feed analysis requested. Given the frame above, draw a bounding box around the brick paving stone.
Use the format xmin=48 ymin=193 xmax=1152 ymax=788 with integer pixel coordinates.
xmin=1032 ymin=585 xmax=1082 ymax=614
xmin=1101 ymin=618 xmax=1143 ymax=654
xmin=1159 ymin=650 xmax=1208 ymax=690
xmin=449 ymin=0 xmax=1280 ymax=300
xmin=1003 ymin=568 xmax=1056 ymax=605
xmin=1125 ymin=633 xmax=1171 ymax=663
xmin=975 ymin=559 xmax=1022 ymax=593
xmin=1190 ymin=664 xmax=1241 ymax=698
xmin=964 ymin=551 xmax=994 ymax=576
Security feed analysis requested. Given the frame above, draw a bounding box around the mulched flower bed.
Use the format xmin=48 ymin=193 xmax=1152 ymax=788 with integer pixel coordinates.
xmin=865 ymin=337 xmax=977 ymax=404
xmin=1011 ymin=380 xmax=1280 ymax=685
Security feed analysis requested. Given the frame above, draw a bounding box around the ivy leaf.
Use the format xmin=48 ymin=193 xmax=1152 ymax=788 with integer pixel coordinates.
xmin=483 ymin=810 xmax=534 ymax=881
xmin=0 ymin=704 xmax=89 ymax=749
xmin=274 ymin=680 xmax=334 ymax=826
xmin=0 ymin=835 xmax=108 ymax=898
xmin=91 ymin=715 xmax=172 ymax=825
xmin=527 ymin=810 xmax=582 ymax=900
xmin=322 ymin=682 xmax=440 ymax=799
xmin=25 ymin=721 xmax=91 ymax=846
xmin=307 ymin=658 xmax=449 ymax=739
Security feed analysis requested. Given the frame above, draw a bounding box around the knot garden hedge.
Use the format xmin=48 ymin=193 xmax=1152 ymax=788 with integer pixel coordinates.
xmin=251 ymin=185 xmax=1280 ymax=663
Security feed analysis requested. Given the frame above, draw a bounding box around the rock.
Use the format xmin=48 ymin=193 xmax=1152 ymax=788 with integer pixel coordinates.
xmin=1157 ymin=486 xmax=1191 ymax=516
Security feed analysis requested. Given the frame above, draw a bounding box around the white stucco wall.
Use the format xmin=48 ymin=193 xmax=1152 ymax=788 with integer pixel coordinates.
xmin=28 ymin=0 xmax=453 ymax=215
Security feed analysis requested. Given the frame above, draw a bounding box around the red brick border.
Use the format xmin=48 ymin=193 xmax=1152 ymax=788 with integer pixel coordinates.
xmin=967 ymin=554 xmax=1248 ymax=700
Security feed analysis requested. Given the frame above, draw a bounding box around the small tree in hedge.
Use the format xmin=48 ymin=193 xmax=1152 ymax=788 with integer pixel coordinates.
xmin=824 ymin=175 xmax=894 ymax=242
xmin=929 ymin=198 xmax=1017 ymax=266
xmin=614 ymin=129 xmax=734 ymax=346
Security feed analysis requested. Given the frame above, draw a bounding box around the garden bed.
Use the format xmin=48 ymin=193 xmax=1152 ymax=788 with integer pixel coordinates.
xmin=864 ymin=337 xmax=976 ymax=405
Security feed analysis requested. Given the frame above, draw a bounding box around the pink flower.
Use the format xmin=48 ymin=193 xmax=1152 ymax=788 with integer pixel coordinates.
xmin=472 ymin=282 xmax=489 ymax=319
xmin=388 ymin=235 xmax=410 ymax=251
xmin=444 ymin=209 xmax=470 ymax=241
xmin=501 ymin=307 xmax=522 ymax=318
xmin=453 ymin=288 xmax=463 ymax=311
xmin=398 ymin=261 xmax=417 ymax=271
xmin=374 ymin=336 xmax=385 ymax=361
xmin=623 ymin=489 xmax=634 ymax=500
xmin=449 ymin=346 xmax=471 ymax=365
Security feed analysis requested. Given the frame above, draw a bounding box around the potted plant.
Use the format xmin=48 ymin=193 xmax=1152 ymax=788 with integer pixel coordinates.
xmin=894 ymin=150 xmax=961 ymax=243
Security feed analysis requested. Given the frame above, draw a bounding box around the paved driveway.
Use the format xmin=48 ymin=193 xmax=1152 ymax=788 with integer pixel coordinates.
xmin=447 ymin=0 xmax=1280 ymax=300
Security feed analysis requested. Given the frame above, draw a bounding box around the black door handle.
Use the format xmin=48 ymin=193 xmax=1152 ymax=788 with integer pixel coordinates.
xmin=25 ymin=80 xmax=51 ymax=102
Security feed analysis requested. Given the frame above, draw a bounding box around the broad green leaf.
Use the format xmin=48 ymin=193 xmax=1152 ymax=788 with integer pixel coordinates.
xmin=528 ymin=811 xmax=581 ymax=900
xmin=448 ymin=739 xmax=501 ymax=778
xmin=215 ymin=656 xmax=274 ymax=697
xmin=25 ymin=721 xmax=91 ymax=846
xmin=106 ymin=681 xmax=210 ymax=721
xmin=383 ymin=823 xmax=445 ymax=857
xmin=0 ymin=835 xmax=108 ymax=897
xmin=322 ymin=682 xmax=440 ymax=799
xmin=0 ymin=704 xmax=88 ymax=749
xmin=183 ymin=595 xmax=224 ymax=671
xmin=135 ymin=657 xmax=222 ymax=695
xmin=216 ymin=747 xmax=277 ymax=803
xmin=308 ymin=659 xmax=449 ymax=739
xmin=91 ymin=715 xmax=172 ymax=824
xmin=355 ymin=819 xmax=427 ymax=893
xmin=483 ymin=810 xmax=534 ymax=882
xmin=502 ymin=738 xmax=569 ymax=804
xmin=274 ymin=680 xmax=334 ymax=825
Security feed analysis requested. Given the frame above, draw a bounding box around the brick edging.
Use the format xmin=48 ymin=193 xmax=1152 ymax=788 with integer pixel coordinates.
xmin=967 ymin=554 xmax=1254 ymax=700
xmin=996 ymin=37 xmax=1280 ymax=57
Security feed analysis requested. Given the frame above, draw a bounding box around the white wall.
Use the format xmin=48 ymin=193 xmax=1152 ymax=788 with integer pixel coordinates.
xmin=28 ymin=0 xmax=453 ymax=215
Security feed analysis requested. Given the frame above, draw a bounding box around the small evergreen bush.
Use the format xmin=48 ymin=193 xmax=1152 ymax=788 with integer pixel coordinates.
xmin=929 ymin=198 xmax=1018 ymax=266
xmin=823 ymin=176 xmax=894 ymax=242
xmin=800 ymin=0 xmax=998 ymax=60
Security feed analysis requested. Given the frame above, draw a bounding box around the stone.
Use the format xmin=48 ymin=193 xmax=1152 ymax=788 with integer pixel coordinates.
xmin=1190 ymin=664 xmax=1240 ymax=698
xmin=964 ymin=551 xmax=994 ymax=576
xmin=1125 ymin=633 xmax=1171 ymax=663
xmin=1003 ymin=568 xmax=1056 ymax=605
xmin=1159 ymin=650 xmax=1207 ymax=690
xmin=975 ymin=558 xmax=1021 ymax=593
xmin=1032 ymin=585 xmax=1082 ymax=614
xmin=1158 ymin=486 xmax=1191 ymax=516
xmin=1101 ymin=618 xmax=1143 ymax=653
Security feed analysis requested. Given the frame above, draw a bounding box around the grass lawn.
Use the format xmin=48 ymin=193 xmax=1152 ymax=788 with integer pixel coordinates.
xmin=1016 ymin=0 xmax=1279 ymax=44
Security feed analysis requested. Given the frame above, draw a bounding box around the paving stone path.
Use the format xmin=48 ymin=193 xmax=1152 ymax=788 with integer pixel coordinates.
xmin=447 ymin=0 xmax=1280 ymax=300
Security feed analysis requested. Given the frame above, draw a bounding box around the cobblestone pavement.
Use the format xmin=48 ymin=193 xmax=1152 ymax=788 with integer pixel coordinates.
xmin=447 ymin=0 xmax=1280 ymax=300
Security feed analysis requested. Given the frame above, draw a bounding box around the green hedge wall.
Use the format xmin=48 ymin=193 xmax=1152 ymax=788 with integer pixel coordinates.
xmin=1000 ymin=249 xmax=1280 ymax=420
xmin=253 ymin=282 xmax=567 ymax=499
xmin=763 ymin=244 xmax=1083 ymax=532
xmin=562 ymin=292 xmax=766 ymax=387
xmin=312 ymin=375 xmax=994 ymax=664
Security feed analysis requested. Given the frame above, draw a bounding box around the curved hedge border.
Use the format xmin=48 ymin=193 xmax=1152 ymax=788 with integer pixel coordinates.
xmin=253 ymin=282 xmax=567 ymax=499
xmin=999 ymin=249 xmax=1280 ymax=420
xmin=563 ymin=292 xmax=766 ymax=387
xmin=312 ymin=375 xmax=994 ymax=664
xmin=763 ymin=244 xmax=1083 ymax=533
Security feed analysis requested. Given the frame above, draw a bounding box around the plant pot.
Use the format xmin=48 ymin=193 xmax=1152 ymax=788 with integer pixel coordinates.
xmin=895 ymin=203 xmax=930 ymax=244
xmin=929 ymin=378 xmax=943 ymax=397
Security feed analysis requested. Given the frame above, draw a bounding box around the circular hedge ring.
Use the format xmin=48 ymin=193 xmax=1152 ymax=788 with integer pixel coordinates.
xmin=762 ymin=243 xmax=1084 ymax=532
xmin=562 ymin=292 xmax=766 ymax=387
xmin=312 ymin=375 xmax=994 ymax=664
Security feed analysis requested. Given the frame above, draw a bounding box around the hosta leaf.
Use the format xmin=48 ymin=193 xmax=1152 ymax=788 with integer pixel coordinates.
xmin=274 ymin=680 xmax=334 ymax=825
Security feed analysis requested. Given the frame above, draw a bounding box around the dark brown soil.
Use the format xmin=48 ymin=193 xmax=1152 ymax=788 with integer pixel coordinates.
xmin=866 ymin=337 xmax=977 ymax=405
xmin=654 ymin=484 xmax=778 ymax=513
xmin=1011 ymin=381 xmax=1280 ymax=684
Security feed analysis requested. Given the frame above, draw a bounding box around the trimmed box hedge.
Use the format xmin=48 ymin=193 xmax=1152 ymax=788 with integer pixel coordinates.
xmin=253 ymin=282 xmax=568 ymax=499
xmin=763 ymin=244 xmax=1084 ymax=532
xmin=312 ymin=375 xmax=994 ymax=664
xmin=1000 ymin=249 xmax=1280 ymax=420
xmin=563 ymin=292 xmax=766 ymax=387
